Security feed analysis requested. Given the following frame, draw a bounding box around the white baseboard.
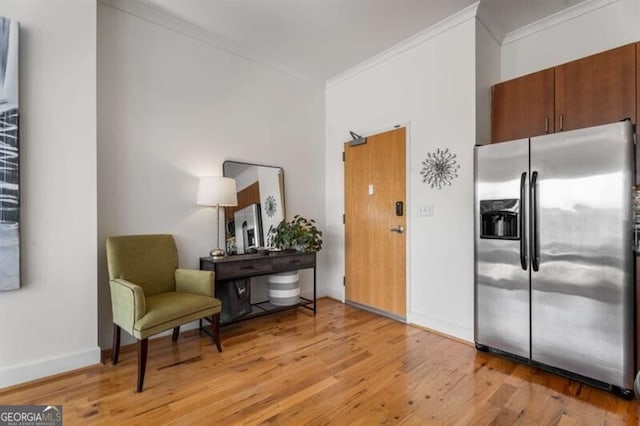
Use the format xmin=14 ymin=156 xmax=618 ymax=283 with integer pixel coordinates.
xmin=408 ymin=311 xmax=473 ymax=343
xmin=300 ymin=288 xmax=328 ymax=300
xmin=324 ymin=286 xmax=344 ymax=302
xmin=0 ymin=347 xmax=101 ymax=389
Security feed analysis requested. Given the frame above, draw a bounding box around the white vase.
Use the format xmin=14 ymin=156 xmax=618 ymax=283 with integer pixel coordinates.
xmin=267 ymin=271 xmax=300 ymax=306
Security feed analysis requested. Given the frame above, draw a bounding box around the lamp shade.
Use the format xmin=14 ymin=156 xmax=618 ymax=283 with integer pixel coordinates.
xmin=196 ymin=176 xmax=238 ymax=207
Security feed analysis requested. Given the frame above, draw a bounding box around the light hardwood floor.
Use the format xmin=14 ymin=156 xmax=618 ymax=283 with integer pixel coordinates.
xmin=1 ymin=298 xmax=638 ymax=425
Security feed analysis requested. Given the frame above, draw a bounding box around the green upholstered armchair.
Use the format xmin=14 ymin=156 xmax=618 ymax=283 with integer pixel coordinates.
xmin=106 ymin=234 xmax=222 ymax=392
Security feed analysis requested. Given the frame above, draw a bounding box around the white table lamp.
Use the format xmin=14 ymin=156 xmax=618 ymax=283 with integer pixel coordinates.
xmin=197 ymin=176 xmax=238 ymax=257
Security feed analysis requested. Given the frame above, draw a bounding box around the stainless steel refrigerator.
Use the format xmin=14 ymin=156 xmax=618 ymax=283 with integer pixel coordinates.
xmin=234 ymin=203 xmax=263 ymax=254
xmin=474 ymin=120 xmax=635 ymax=396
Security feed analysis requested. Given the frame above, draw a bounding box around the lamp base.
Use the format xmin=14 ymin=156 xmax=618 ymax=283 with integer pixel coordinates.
xmin=210 ymin=248 xmax=225 ymax=258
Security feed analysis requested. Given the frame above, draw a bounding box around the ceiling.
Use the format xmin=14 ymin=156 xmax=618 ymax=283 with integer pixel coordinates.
xmin=142 ymin=0 xmax=590 ymax=83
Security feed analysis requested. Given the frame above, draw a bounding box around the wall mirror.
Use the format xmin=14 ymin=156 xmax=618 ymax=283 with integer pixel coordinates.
xmin=223 ymin=160 xmax=285 ymax=254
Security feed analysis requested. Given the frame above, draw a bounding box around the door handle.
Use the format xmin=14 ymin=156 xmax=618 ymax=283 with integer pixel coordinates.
xmin=390 ymin=225 xmax=404 ymax=233
xmin=530 ymin=171 xmax=539 ymax=272
xmin=520 ymin=172 xmax=527 ymax=271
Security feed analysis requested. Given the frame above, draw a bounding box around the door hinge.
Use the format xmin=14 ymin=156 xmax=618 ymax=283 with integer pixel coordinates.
xmin=343 ymin=276 xmax=346 ymax=286
xmin=342 ymin=151 xmax=345 ymax=162
xmin=342 ymin=214 xmax=345 ymax=224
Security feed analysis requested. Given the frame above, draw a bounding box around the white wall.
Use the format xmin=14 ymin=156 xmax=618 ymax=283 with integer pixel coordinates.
xmin=97 ymin=2 xmax=325 ymax=348
xmin=475 ymin=19 xmax=501 ymax=145
xmin=257 ymin=167 xmax=284 ymax=239
xmin=235 ymin=166 xmax=259 ymax=191
xmin=325 ymin=14 xmax=477 ymax=341
xmin=0 ymin=0 xmax=99 ymax=388
xmin=501 ymin=0 xmax=640 ymax=80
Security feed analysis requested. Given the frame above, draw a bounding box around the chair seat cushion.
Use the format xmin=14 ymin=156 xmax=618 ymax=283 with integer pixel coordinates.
xmin=133 ymin=292 xmax=222 ymax=339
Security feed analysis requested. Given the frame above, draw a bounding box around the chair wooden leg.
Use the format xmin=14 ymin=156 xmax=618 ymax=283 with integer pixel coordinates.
xmin=111 ymin=324 xmax=121 ymax=365
xmin=137 ymin=338 xmax=148 ymax=392
xmin=172 ymin=326 xmax=180 ymax=342
xmin=211 ymin=313 xmax=222 ymax=352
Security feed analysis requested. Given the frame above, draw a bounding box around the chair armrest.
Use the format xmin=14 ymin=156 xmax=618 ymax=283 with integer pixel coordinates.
xmin=175 ymin=269 xmax=215 ymax=297
xmin=109 ymin=279 xmax=146 ymax=333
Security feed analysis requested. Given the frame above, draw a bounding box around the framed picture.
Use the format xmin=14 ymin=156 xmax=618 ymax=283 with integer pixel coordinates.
xmin=0 ymin=16 xmax=20 ymax=291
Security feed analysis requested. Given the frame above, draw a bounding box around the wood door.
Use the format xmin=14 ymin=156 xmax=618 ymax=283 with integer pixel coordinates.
xmin=555 ymin=43 xmax=636 ymax=132
xmin=491 ymin=68 xmax=555 ymax=143
xmin=344 ymin=127 xmax=406 ymax=318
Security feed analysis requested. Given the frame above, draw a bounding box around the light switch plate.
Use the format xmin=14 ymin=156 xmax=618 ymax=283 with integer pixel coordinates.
xmin=417 ymin=204 xmax=434 ymax=217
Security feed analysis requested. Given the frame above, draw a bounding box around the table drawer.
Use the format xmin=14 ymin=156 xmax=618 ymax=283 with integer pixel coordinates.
xmin=216 ymin=258 xmax=274 ymax=280
xmin=272 ymin=253 xmax=315 ymax=271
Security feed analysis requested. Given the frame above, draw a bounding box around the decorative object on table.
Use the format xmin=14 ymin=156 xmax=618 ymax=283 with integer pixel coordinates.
xmin=264 ymin=195 xmax=277 ymax=217
xmin=197 ymin=176 xmax=238 ymax=258
xmin=266 ymin=215 xmax=323 ymax=253
xmin=225 ymin=236 xmax=236 ymax=255
xmin=420 ymin=148 xmax=460 ymax=190
xmin=0 ymin=17 xmax=20 ymax=292
xmin=266 ymin=215 xmax=322 ymax=306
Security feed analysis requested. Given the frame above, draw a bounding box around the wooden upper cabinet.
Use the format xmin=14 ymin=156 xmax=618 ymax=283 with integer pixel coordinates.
xmin=555 ymin=43 xmax=636 ymax=132
xmin=491 ymin=68 xmax=555 ymax=143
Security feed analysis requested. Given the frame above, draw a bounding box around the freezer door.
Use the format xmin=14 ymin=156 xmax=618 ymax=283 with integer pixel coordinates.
xmin=530 ymin=121 xmax=634 ymax=389
xmin=475 ymin=139 xmax=530 ymax=358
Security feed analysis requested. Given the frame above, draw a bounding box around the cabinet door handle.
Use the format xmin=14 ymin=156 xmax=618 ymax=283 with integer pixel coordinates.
xmin=559 ymin=114 xmax=563 ymax=131
xmin=240 ymin=265 xmax=254 ymax=270
xmin=289 ymin=259 xmax=301 ymax=264
xmin=545 ymin=117 xmax=549 ymax=133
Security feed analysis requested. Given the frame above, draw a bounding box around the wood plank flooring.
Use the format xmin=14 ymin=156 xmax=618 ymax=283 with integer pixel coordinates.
xmin=1 ymin=298 xmax=638 ymax=424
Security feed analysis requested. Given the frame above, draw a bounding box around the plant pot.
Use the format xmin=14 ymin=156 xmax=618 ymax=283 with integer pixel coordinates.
xmin=267 ymin=271 xmax=300 ymax=306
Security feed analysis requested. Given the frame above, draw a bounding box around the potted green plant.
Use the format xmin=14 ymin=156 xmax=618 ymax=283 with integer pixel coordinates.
xmin=266 ymin=215 xmax=322 ymax=306
xmin=267 ymin=215 xmax=323 ymax=253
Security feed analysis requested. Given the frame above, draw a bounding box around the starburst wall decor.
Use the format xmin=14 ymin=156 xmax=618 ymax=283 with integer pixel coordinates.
xmin=264 ymin=195 xmax=278 ymax=217
xmin=420 ymin=148 xmax=460 ymax=190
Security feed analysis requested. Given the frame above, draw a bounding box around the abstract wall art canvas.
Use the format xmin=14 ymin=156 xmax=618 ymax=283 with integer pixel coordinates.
xmin=0 ymin=17 xmax=19 ymax=291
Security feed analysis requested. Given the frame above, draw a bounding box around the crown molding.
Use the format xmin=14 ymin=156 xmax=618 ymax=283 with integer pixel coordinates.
xmin=501 ymin=0 xmax=621 ymax=45
xmin=475 ymin=3 xmax=504 ymax=44
xmin=98 ymin=0 xmax=321 ymax=87
xmin=325 ymin=1 xmax=480 ymax=89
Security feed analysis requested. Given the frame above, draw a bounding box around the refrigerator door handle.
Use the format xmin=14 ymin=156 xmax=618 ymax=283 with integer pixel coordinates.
xmin=520 ymin=172 xmax=527 ymax=270
xmin=530 ymin=171 xmax=539 ymax=271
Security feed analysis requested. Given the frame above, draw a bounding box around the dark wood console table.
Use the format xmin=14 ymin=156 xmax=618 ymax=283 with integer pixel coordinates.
xmin=199 ymin=251 xmax=316 ymax=327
